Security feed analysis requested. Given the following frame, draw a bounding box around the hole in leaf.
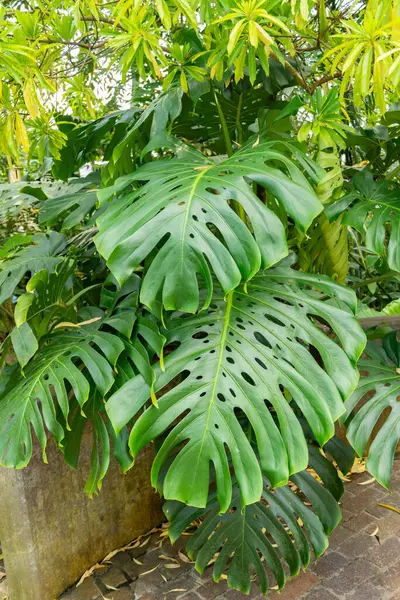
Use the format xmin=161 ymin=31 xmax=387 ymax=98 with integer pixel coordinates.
xmin=193 ymin=331 xmax=208 ymax=339
xmin=265 ymin=314 xmax=285 ymax=327
xmin=242 ymin=372 xmax=256 ymax=386
xmin=255 ymin=357 xmax=268 ymax=370
xmin=274 ymin=297 xmax=294 ymax=307
xmin=254 ymin=331 xmax=272 ymax=349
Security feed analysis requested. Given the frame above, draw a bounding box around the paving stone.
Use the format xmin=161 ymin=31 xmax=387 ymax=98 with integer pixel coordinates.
xmin=131 ymin=571 xmax=166 ymax=599
xmin=340 ymin=489 xmax=356 ymax=506
xmin=344 ymin=486 xmax=387 ymax=513
xmin=345 ymin=472 xmax=375 ymax=494
xmin=111 ymin=552 xmax=140 ymax=581
xmin=100 ymin=566 xmax=128 ymax=590
xmin=158 ymin=573 xmax=199 ymax=596
xmin=364 ymin=490 xmax=400 ymax=519
xmin=338 ymin=532 xmax=378 ymax=560
xmin=160 ymin=537 xmax=188 ymax=557
xmin=368 ymin=536 xmax=400 ymax=568
xmin=346 ymin=580 xmax=387 ymax=600
xmin=61 ymin=577 xmax=101 ymax=600
xmin=268 ymin=571 xmax=319 ymax=599
xmin=375 ymin=558 xmax=400 ymax=592
xmin=343 ymin=510 xmax=379 ymax=533
xmin=325 ymin=558 xmax=380 ymax=596
xmin=366 ymin=503 xmax=392 ymax=518
xmin=368 ymin=512 xmax=400 ymax=542
xmin=195 ymin=578 xmax=228 ymax=599
xmin=223 ymin=589 xmax=261 ymax=600
xmin=340 ymin=508 xmax=354 ymax=522
xmin=103 ymin=587 xmax=134 ymax=600
xmin=303 ymin=587 xmax=339 ymax=600
xmin=327 ymin=525 xmax=355 ymax=551
xmin=310 ymin=552 xmax=348 ymax=579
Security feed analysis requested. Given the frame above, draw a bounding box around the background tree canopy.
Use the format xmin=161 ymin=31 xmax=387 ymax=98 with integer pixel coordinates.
xmin=0 ymin=0 xmax=400 ymax=596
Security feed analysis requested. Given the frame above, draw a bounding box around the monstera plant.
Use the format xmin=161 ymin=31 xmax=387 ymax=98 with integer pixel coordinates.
xmin=0 ymin=0 xmax=400 ymax=596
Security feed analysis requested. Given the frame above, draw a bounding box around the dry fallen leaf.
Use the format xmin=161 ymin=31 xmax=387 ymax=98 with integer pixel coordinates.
xmin=165 ymin=589 xmax=186 ymax=594
xmin=164 ymin=563 xmax=181 ymax=569
xmin=139 ymin=537 xmax=151 ymax=548
xmin=76 ymin=564 xmax=106 ymax=586
xmin=139 ymin=564 xmax=160 ymax=577
xmin=378 ymin=503 xmax=400 ymax=515
xmin=178 ymin=550 xmax=191 ymax=563
xmin=133 ymin=558 xmax=143 ymax=565
xmin=351 ymin=458 xmax=367 ymax=474
xmin=358 ymin=477 xmax=375 ymax=486
xmin=369 ymin=525 xmax=379 ymax=537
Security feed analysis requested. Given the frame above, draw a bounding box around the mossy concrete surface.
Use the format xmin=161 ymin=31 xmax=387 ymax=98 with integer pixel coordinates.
xmin=0 ymin=437 xmax=163 ymax=600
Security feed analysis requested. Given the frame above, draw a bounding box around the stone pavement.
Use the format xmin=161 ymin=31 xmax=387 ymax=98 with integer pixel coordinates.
xmin=2 ymin=461 xmax=400 ymax=600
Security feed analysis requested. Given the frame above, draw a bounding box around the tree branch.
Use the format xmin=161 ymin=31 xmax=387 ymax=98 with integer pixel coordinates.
xmin=269 ymin=50 xmax=311 ymax=93
xmin=310 ymin=71 xmax=341 ymax=94
xmin=34 ymin=38 xmax=106 ymax=49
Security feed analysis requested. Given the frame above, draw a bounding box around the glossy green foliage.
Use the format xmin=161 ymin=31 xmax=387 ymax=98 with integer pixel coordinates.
xmin=344 ymin=331 xmax=400 ymax=489
xmin=0 ymin=232 xmax=67 ymax=304
xmin=106 ymin=268 xmax=365 ymax=511
xmin=173 ymin=86 xmax=290 ymax=150
xmin=0 ymin=328 xmax=124 ymax=469
xmin=326 ymin=171 xmax=400 ymax=272
xmin=59 ymin=277 xmax=165 ymax=495
xmin=299 ymin=214 xmax=349 ymax=283
xmin=96 ymin=141 xmax=323 ymax=312
xmin=165 ymin=449 xmax=343 ymax=595
xmin=39 ymin=177 xmax=99 ymax=229
xmin=63 ymin=390 xmax=137 ymax=497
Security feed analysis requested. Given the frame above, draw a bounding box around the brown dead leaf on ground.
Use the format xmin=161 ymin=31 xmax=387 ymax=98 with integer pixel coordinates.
xmin=76 ymin=564 xmax=107 ymax=586
xmin=378 ymin=503 xmax=400 ymax=515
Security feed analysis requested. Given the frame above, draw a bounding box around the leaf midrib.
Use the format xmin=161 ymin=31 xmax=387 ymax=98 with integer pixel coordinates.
xmin=187 ymin=290 xmax=234 ymax=500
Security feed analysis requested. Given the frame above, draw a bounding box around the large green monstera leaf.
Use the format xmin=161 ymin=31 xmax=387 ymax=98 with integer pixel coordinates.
xmin=165 ymin=451 xmax=343 ymax=595
xmin=326 ymin=171 xmax=400 ymax=272
xmin=0 ymin=232 xmax=67 ymax=304
xmin=96 ymin=142 xmax=323 ymax=313
xmin=344 ymin=330 xmax=400 ymax=489
xmin=172 ymin=88 xmax=282 ymax=149
xmin=107 ymin=268 xmax=365 ymax=511
xmin=0 ymin=328 xmax=124 ymax=469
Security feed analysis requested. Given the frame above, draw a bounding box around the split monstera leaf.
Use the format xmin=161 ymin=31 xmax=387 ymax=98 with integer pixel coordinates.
xmin=107 ymin=269 xmax=365 ymax=511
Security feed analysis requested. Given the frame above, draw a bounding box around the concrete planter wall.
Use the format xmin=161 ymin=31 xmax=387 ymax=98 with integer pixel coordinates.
xmin=0 ymin=437 xmax=163 ymax=600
